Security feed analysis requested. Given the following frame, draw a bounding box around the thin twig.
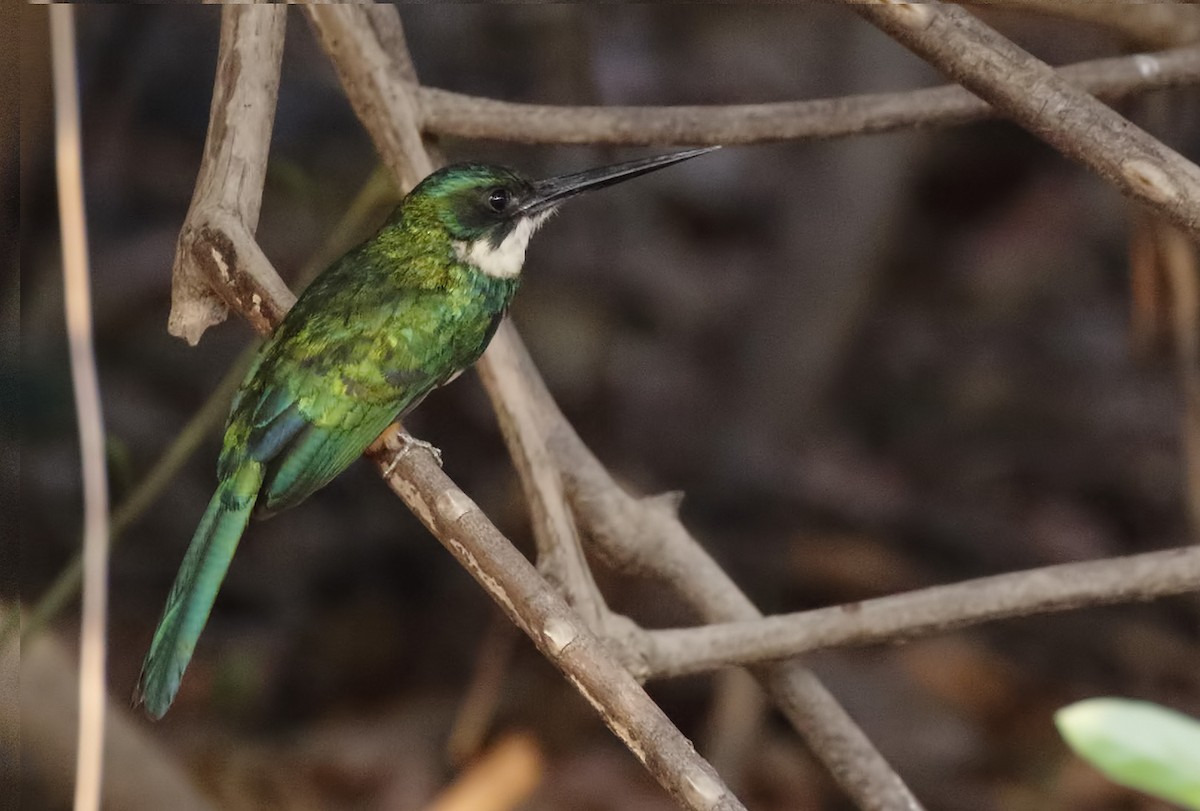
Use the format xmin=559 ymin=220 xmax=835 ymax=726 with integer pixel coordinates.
xmin=966 ymin=0 xmax=1200 ymax=49
xmin=846 ymin=3 xmax=1200 ymax=242
xmin=640 ymin=547 xmax=1200 ymax=679
xmin=367 ymin=427 xmax=743 ymax=811
xmin=477 ymin=322 xmax=613 ymax=632
xmin=50 ymin=7 xmax=109 ymax=811
xmin=413 ymin=46 xmax=1200 ymax=145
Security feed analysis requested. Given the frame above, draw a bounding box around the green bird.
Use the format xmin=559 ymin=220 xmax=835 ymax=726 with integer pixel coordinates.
xmin=136 ymin=147 xmax=717 ymax=718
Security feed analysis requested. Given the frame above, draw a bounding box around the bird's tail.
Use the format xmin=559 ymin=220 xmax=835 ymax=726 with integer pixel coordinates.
xmin=136 ymin=462 xmax=263 ymax=719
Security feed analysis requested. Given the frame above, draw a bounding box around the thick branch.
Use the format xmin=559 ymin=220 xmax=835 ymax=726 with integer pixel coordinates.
xmin=414 ymin=46 xmax=1200 ymax=145
xmin=641 ymin=548 xmax=1200 ymax=679
xmin=168 ymin=6 xmax=286 ymax=345
xmin=847 ymin=2 xmax=1200 ymax=243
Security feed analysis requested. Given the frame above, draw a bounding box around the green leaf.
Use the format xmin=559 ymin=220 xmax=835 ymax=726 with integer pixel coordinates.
xmin=1056 ymin=698 xmax=1200 ymax=809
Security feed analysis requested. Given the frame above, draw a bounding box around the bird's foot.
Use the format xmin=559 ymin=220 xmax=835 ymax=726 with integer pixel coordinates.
xmin=384 ymin=431 xmax=443 ymax=477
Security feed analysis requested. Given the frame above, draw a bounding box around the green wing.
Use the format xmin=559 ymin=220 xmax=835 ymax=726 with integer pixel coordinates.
xmin=258 ymin=397 xmax=409 ymax=513
xmin=222 ymin=361 xmax=437 ymax=516
xmin=216 ymin=274 xmax=486 ymax=515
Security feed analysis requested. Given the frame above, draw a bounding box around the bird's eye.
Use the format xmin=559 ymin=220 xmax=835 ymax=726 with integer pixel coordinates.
xmin=487 ymin=188 xmax=511 ymax=212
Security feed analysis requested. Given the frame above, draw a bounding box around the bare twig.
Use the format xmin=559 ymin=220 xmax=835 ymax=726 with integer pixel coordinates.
xmin=168 ymin=5 xmax=289 ymax=345
xmin=305 ymin=5 xmax=431 ymax=190
xmin=846 ymin=3 xmax=1200 ymax=243
xmin=479 ymin=322 xmax=653 ymax=657
xmin=966 ymin=1 xmax=1200 ymax=49
xmin=413 ymin=46 xmax=1200 ymax=145
xmin=476 ymin=323 xmax=611 ymax=629
xmin=640 ymin=548 xmax=1200 ymax=679
xmin=367 ymin=427 xmax=743 ymax=811
xmin=50 ymin=8 xmax=110 ymax=811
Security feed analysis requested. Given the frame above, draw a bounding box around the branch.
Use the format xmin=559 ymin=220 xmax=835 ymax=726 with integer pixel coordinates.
xmin=168 ymin=6 xmax=288 ymax=345
xmin=305 ymin=5 xmax=431 ymax=191
xmin=846 ymin=3 xmax=1200 ymax=243
xmin=366 ymin=428 xmax=742 ymax=811
xmin=967 ymin=1 xmax=1200 ymax=49
xmin=414 ymin=46 xmax=1200 ymax=145
xmin=641 ymin=548 xmax=1200 ymax=679
xmin=476 ymin=322 xmax=615 ymax=633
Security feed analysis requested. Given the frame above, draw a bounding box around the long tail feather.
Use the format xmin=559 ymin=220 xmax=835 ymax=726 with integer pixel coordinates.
xmin=136 ymin=462 xmax=262 ymax=719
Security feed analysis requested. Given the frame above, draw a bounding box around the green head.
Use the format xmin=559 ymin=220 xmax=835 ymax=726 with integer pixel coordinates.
xmin=405 ymin=147 xmax=719 ymax=279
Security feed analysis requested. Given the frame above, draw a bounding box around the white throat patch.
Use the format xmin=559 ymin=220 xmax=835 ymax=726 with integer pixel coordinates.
xmin=453 ymin=211 xmax=553 ymax=279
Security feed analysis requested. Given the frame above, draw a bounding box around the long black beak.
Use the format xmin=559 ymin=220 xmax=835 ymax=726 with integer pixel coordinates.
xmin=520 ymin=146 xmax=720 ymax=216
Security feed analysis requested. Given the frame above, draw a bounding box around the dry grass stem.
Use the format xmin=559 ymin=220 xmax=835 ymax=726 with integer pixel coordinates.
xmin=50 ymin=7 xmax=111 ymax=811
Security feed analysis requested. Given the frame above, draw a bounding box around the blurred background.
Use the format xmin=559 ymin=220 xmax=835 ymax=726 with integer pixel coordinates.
xmin=12 ymin=5 xmax=1200 ymax=810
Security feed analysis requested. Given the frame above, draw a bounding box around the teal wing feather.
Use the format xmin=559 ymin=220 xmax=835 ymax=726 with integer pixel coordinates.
xmin=136 ymin=461 xmax=263 ymax=719
xmin=259 ymin=397 xmax=413 ymax=513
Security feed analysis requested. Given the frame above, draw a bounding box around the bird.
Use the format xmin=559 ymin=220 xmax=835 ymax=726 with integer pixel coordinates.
xmin=136 ymin=147 xmax=719 ymax=719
